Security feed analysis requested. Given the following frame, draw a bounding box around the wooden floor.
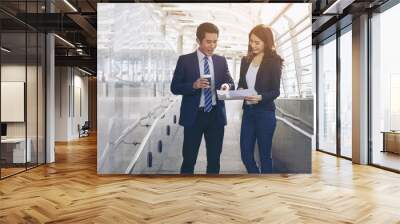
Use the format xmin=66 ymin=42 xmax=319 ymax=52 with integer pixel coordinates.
xmin=1 ymin=135 xmax=400 ymax=223
xmin=1 ymin=167 xmax=26 ymax=178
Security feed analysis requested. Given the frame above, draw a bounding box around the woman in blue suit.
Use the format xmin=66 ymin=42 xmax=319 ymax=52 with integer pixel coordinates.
xmin=238 ymin=25 xmax=283 ymax=173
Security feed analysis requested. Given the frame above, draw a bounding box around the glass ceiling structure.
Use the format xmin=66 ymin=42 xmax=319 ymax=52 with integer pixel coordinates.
xmin=98 ymin=3 xmax=312 ymax=98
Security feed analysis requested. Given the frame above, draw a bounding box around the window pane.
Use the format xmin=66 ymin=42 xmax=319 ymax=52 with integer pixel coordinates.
xmin=38 ymin=32 xmax=46 ymax=165
xmin=318 ymin=37 xmax=337 ymax=154
xmin=371 ymin=3 xmax=400 ymax=171
xmin=340 ymin=29 xmax=352 ymax=158
xmin=1 ymin=31 xmax=28 ymax=177
xmin=27 ymin=31 xmax=38 ymax=169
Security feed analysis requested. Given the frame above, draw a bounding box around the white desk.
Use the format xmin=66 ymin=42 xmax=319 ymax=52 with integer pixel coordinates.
xmin=1 ymin=138 xmax=31 ymax=163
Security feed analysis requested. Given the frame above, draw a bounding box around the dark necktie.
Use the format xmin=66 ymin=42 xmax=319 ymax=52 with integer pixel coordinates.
xmin=203 ymin=56 xmax=212 ymax=112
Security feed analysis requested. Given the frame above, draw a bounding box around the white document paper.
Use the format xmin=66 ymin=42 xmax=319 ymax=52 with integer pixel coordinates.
xmin=217 ymin=89 xmax=257 ymax=100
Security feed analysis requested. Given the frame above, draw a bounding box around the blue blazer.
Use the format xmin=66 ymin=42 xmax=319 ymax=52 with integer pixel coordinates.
xmin=171 ymin=51 xmax=235 ymax=127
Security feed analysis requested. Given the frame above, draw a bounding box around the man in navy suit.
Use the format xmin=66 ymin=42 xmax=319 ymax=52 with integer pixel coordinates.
xmin=171 ymin=22 xmax=235 ymax=174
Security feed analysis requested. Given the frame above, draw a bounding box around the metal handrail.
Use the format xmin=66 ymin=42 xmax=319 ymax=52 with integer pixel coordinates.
xmin=99 ymin=98 xmax=172 ymax=169
xmin=125 ymin=99 xmax=177 ymax=174
xmin=276 ymin=115 xmax=313 ymax=139
xmin=275 ymin=106 xmax=313 ymax=131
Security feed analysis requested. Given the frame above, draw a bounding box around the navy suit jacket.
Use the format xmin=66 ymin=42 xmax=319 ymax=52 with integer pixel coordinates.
xmin=171 ymin=51 xmax=235 ymax=127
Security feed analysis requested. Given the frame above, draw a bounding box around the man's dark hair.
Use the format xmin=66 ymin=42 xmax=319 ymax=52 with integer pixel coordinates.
xmin=196 ymin=22 xmax=219 ymax=41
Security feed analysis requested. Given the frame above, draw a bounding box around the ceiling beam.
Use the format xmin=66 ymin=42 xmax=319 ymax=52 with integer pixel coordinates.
xmin=67 ymin=13 xmax=97 ymax=46
xmin=55 ymin=55 xmax=96 ymax=72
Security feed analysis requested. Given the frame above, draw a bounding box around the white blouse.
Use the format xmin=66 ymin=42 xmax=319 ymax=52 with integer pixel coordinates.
xmin=245 ymin=63 xmax=260 ymax=91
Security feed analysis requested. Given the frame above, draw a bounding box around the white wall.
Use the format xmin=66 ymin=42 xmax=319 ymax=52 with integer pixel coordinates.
xmin=55 ymin=67 xmax=68 ymax=141
xmin=55 ymin=67 xmax=89 ymax=141
xmin=1 ymin=65 xmax=38 ymax=137
xmin=72 ymin=73 xmax=89 ymax=138
xmin=1 ymin=65 xmax=26 ymax=140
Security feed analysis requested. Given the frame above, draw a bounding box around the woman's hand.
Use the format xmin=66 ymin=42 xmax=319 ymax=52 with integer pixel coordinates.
xmin=244 ymin=95 xmax=262 ymax=103
xmin=220 ymin=83 xmax=230 ymax=91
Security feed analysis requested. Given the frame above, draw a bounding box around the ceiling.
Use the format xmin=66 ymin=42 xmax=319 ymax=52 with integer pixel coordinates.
xmin=97 ymin=3 xmax=311 ymax=61
xmin=0 ymin=0 xmax=393 ymax=75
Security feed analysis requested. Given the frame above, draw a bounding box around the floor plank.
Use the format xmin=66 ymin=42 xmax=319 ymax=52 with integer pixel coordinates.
xmin=1 ymin=134 xmax=400 ymax=223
